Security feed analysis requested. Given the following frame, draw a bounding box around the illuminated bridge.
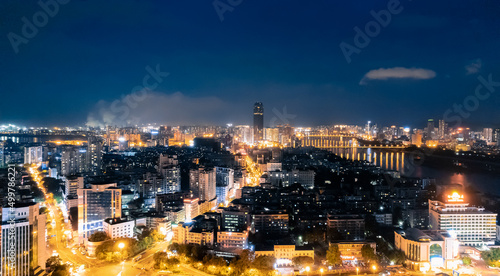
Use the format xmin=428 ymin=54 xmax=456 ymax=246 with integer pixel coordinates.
xmin=299 ymin=135 xmax=406 ymax=149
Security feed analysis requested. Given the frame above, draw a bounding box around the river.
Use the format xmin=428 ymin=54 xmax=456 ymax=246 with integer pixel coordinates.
xmin=330 ymin=148 xmax=500 ymax=196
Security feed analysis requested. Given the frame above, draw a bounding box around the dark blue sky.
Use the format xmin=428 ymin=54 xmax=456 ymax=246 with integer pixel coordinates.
xmin=1 ymin=0 xmax=500 ymax=128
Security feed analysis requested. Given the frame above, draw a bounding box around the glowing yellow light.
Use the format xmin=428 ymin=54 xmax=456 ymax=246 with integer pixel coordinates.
xmin=447 ymin=192 xmax=464 ymax=202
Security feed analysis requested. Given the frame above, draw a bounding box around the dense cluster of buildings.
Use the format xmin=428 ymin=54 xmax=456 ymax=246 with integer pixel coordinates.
xmin=0 ymin=103 xmax=499 ymax=274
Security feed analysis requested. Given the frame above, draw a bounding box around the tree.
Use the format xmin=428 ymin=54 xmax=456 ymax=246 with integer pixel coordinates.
xmin=462 ymin=256 xmax=472 ymax=266
xmin=46 ymin=255 xmax=62 ymax=271
xmin=88 ymin=231 xmax=109 ymax=242
xmin=231 ymin=250 xmax=254 ymax=275
xmin=254 ymin=255 xmax=275 ymax=271
xmin=292 ymin=256 xmax=314 ymax=269
xmin=388 ymin=249 xmax=406 ymax=265
xmin=52 ymin=264 xmax=70 ymax=276
xmin=326 ymin=244 xmax=342 ymax=265
xmin=361 ymin=244 xmax=377 ymax=262
xmin=481 ymin=248 xmax=500 ymax=266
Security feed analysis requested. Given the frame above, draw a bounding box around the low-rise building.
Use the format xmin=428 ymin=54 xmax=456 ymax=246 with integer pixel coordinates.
xmin=217 ymin=230 xmax=248 ymax=249
xmin=336 ymin=241 xmax=376 ymax=264
xmin=327 ymin=214 xmax=365 ymax=241
xmin=103 ymin=217 xmax=135 ymax=239
xmin=252 ymin=211 xmax=289 ymax=236
xmin=394 ymin=228 xmax=459 ymax=272
xmin=255 ymin=245 xmax=314 ymax=261
xmin=172 ymin=222 xmax=214 ymax=246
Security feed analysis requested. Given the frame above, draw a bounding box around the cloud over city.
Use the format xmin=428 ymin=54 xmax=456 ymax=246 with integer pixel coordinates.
xmin=360 ymin=67 xmax=436 ymax=85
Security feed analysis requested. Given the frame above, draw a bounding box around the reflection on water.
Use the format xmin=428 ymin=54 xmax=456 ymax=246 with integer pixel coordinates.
xmin=331 ymin=148 xmax=500 ymax=196
xmin=333 ymin=148 xmax=406 ymax=173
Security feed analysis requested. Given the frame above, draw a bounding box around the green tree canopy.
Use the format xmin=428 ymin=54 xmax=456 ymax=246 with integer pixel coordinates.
xmin=88 ymin=231 xmax=109 ymax=242
xmin=361 ymin=244 xmax=377 ymax=262
xmin=326 ymin=244 xmax=342 ymax=265
xmin=292 ymin=256 xmax=314 ymax=268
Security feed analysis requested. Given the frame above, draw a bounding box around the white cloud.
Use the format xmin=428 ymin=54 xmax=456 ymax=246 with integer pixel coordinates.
xmin=360 ymin=67 xmax=436 ymax=85
xmin=465 ymin=59 xmax=482 ymax=75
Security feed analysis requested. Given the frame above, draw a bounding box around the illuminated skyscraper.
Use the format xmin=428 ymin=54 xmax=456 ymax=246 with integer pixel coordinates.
xmin=253 ymin=102 xmax=264 ymax=143
xmin=77 ymin=183 xmax=122 ymax=243
xmin=24 ymin=145 xmax=42 ymax=164
xmin=1 ymin=202 xmax=47 ymax=275
xmin=426 ymin=119 xmax=435 ymax=140
xmin=438 ymin=120 xmax=447 ymax=139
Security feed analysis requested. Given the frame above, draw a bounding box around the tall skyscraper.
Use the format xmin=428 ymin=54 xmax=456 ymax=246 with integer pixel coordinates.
xmin=483 ymin=128 xmax=493 ymax=143
xmin=87 ymin=136 xmax=103 ymax=175
xmin=77 ymin=183 xmax=122 ymax=243
xmin=1 ymin=202 xmax=47 ymax=275
xmin=438 ymin=120 xmax=447 ymax=139
xmin=24 ymin=145 xmax=42 ymax=164
xmin=253 ymin=102 xmax=264 ymax=143
xmin=426 ymin=119 xmax=435 ymax=140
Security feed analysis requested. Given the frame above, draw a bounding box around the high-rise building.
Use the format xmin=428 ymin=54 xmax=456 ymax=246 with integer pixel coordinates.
xmin=215 ymin=167 xmax=234 ymax=205
xmin=189 ymin=167 xmax=216 ymax=201
xmin=0 ymin=141 xmax=4 ymax=168
xmin=158 ymin=154 xmax=181 ymax=193
xmin=65 ymin=176 xmax=84 ymax=198
xmin=253 ymin=102 xmax=264 ymax=143
xmin=438 ymin=120 xmax=447 ymax=139
xmin=1 ymin=202 xmax=47 ymax=275
xmin=426 ymin=119 xmax=435 ymax=140
xmin=264 ymin=128 xmax=279 ymax=143
xmin=24 ymin=145 xmax=42 ymax=164
xmin=429 ymin=192 xmax=497 ymax=246
xmin=412 ymin=130 xmax=423 ymax=147
xmin=483 ymin=128 xmax=493 ymax=143
xmin=61 ymin=145 xmax=87 ymax=176
xmin=77 ymin=183 xmax=122 ymax=243
xmin=87 ymin=136 xmax=103 ymax=175
xmin=494 ymin=128 xmax=500 ymax=146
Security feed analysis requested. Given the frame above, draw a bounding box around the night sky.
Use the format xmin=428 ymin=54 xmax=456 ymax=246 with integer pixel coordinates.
xmin=1 ymin=0 xmax=500 ymax=128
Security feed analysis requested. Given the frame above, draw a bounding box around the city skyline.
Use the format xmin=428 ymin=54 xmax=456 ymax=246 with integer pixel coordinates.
xmin=2 ymin=1 xmax=500 ymax=276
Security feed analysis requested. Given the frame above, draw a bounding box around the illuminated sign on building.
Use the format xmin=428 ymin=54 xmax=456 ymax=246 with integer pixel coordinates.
xmin=447 ymin=192 xmax=464 ymax=203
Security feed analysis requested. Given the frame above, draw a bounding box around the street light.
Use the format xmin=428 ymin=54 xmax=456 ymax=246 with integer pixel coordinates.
xmin=372 ymin=265 xmax=377 ymax=273
xmin=356 ymin=267 xmax=359 ymax=275
xmin=305 ymin=266 xmax=310 ymax=276
xmin=118 ymin=242 xmax=125 ymax=260
xmin=320 ymin=268 xmax=324 ymax=276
